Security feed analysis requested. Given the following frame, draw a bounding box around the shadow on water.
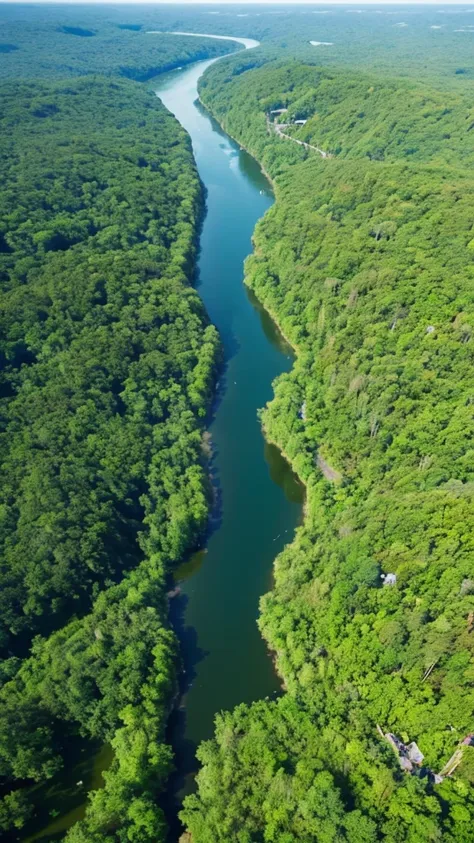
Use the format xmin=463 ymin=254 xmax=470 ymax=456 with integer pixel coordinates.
xmin=265 ymin=442 xmax=305 ymax=505
xmin=164 ymin=590 xmax=209 ymax=831
xmin=19 ymin=740 xmax=112 ymax=843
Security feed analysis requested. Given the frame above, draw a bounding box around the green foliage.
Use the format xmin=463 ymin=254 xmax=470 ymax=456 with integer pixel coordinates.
xmin=0 ymin=76 xmax=218 ymax=651
xmin=182 ymin=698 xmax=379 ymax=843
xmin=3 ymin=2 xmax=474 ymax=84
xmin=182 ymin=50 xmax=474 ymax=843
xmin=1 ymin=559 xmax=178 ymax=841
xmin=198 ymin=55 xmax=474 ymax=175
xmin=0 ymin=790 xmax=32 ymax=833
xmin=0 ymin=9 xmax=236 ymax=82
xmin=0 ymin=76 xmax=219 ymax=840
xmin=2 ymin=4 xmax=474 ymax=840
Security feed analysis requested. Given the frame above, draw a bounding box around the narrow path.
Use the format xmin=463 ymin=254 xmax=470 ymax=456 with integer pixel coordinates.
xmin=267 ymin=116 xmax=329 ymax=158
xmin=316 ymin=454 xmax=341 ymax=483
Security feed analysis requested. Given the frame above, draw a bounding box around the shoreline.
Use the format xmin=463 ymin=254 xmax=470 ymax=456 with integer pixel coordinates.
xmin=154 ymin=34 xmax=306 ymax=838
xmin=147 ymin=30 xmax=260 ymax=51
xmin=197 ymin=79 xmax=313 ymax=660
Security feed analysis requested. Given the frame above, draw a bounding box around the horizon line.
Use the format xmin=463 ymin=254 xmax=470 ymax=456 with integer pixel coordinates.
xmin=1 ymin=0 xmax=474 ymax=6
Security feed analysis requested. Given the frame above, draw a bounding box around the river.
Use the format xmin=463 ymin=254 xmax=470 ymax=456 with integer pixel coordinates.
xmin=153 ymin=43 xmax=304 ymax=832
xmin=20 ymin=40 xmax=303 ymax=843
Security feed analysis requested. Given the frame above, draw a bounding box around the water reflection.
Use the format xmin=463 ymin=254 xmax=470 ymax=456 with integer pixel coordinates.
xmin=264 ymin=442 xmax=305 ymax=504
xmin=174 ymin=548 xmax=208 ymax=583
xmin=22 ymin=742 xmax=112 ymax=843
xmin=246 ymin=287 xmax=293 ymax=355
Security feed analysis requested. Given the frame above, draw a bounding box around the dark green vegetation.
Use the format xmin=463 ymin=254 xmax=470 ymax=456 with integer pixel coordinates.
xmin=3 ymin=3 xmax=474 ymax=85
xmin=59 ymin=27 xmax=96 ymax=38
xmin=0 ymin=9 xmax=236 ymax=81
xmin=180 ymin=49 xmax=474 ymax=843
xmin=0 ymin=76 xmax=220 ymax=840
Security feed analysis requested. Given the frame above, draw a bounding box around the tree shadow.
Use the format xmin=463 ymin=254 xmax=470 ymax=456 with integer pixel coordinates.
xmin=162 ymin=592 xmax=209 ymax=842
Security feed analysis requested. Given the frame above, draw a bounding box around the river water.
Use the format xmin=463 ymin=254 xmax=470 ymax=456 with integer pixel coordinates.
xmin=154 ymin=49 xmax=304 ymax=826
xmin=20 ymin=44 xmax=303 ymax=843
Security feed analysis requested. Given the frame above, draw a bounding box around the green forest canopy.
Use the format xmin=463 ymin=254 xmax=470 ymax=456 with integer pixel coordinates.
xmin=0 ymin=15 xmax=236 ymax=81
xmin=180 ymin=49 xmax=474 ymax=843
xmin=1 ymin=3 xmax=474 ymax=841
xmin=0 ymin=75 xmax=220 ymax=841
xmin=2 ymin=2 xmax=474 ymax=83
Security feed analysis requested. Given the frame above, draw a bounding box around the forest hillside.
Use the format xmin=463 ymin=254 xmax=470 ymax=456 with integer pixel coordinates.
xmin=180 ymin=51 xmax=474 ymax=843
xmin=3 ymin=2 xmax=474 ymax=84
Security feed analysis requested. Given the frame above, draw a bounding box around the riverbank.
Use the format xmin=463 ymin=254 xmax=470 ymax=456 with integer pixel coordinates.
xmin=153 ymin=45 xmax=304 ymax=838
xmin=180 ymin=47 xmax=474 ymax=843
xmin=147 ymin=31 xmax=260 ymax=50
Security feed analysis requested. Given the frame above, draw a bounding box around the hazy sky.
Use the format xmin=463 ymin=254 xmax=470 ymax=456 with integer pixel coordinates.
xmin=1 ymin=0 xmax=473 ymax=6
xmin=1 ymin=0 xmax=473 ymax=5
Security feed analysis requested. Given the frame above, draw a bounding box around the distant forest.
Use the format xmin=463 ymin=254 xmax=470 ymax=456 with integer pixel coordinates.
xmin=2 ymin=2 xmax=474 ymax=83
xmin=0 ymin=23 xmax=235 ymax=81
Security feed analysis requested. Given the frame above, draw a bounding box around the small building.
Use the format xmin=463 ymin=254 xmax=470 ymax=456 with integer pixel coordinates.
xmin=386 ymin=732 xmax=405 ymax=754
xmin=381 ymin=573 xmax=397 ymax=586
xmin=294 ymin=119 xmax=308 ymax=125
xmin=383 ymin=732 xmax=424 ymax=773
xmin=379 ymin=725 xmax=472 ymax=785
xmin=407 ymin=742 xmax=424 ymax=765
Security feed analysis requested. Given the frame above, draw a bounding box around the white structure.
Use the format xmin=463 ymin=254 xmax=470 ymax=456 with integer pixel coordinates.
xmin=381 ymin=573 xmax=397 ymax=586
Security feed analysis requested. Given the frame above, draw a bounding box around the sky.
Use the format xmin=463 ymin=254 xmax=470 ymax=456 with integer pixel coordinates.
xmin=0 ymin=0 xmax=473 ymax=5
xmin=1 ymin=0 xmax=473 ymax=6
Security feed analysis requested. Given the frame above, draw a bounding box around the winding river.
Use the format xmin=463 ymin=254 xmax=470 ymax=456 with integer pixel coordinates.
xmin=153 ymin=39 xmax=304 ymax=830
xmin=21 ymin=38 xmax=304 ymax=843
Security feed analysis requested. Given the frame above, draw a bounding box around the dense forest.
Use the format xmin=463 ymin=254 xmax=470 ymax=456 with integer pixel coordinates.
xmin=0 ymin=15 xmax=236 ymax=80
xmin=0 ymin=76 xmax=220 ymax=840
xmin=200 ymin=59 xmax=474 ymax=166
xmin=180 ymin=47 xmax=474 ymax=843
xmin=2 ymin=4 xmax=474 ymax=842
xmin=2 ymin=2 xmax=474 ymax=83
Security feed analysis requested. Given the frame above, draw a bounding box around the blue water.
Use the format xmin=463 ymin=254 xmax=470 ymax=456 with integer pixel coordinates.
xmin=154 ymin=57 xmax=304 ymax=807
